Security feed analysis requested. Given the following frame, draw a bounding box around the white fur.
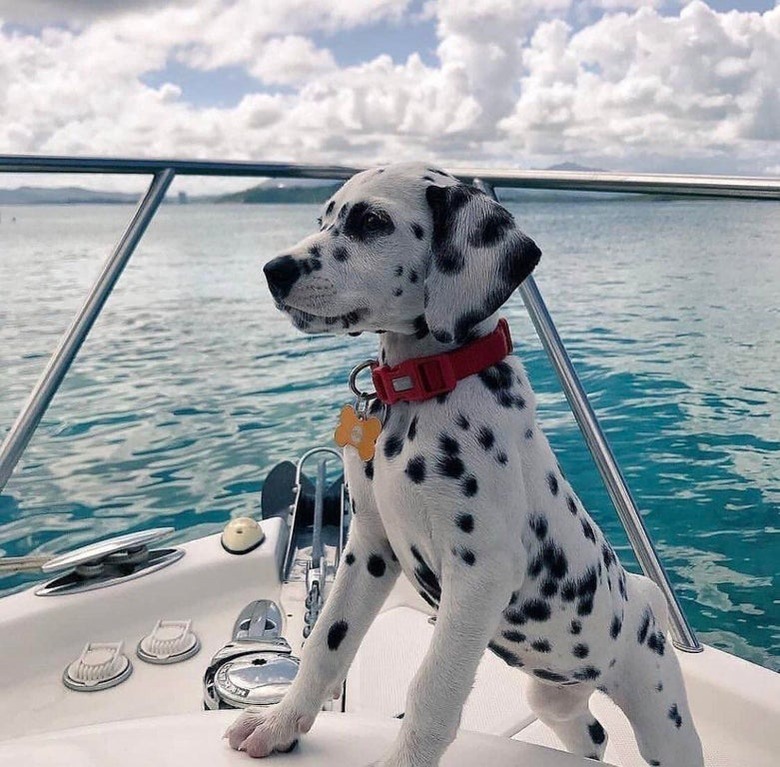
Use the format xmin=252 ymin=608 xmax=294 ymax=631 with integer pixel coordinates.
xmin=226 ymin=163 xmax=704 ymax=767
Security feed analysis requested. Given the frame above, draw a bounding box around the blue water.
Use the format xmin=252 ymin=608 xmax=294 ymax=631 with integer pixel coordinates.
xmin=0 ymin=197 xmax=778 ymax=671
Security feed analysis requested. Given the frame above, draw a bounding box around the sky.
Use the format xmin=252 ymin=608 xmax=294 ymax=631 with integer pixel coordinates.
xmin=0 ymin=0 xmax=779 ymax=192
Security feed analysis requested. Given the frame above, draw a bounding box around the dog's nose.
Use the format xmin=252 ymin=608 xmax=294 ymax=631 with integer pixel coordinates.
xmin=263 ymin=255 xmax=300 ymax=301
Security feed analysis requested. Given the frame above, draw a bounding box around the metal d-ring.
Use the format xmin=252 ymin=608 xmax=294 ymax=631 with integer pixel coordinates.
xmin=348 ymin=359 xmax=387 ymax=425
xmin=348 ymin=359 xmax=378 ymax=399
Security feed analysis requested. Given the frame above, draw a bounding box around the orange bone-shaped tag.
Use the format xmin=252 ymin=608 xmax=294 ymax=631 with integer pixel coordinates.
xmin=334 ymin=405 xmax=382 ymax=462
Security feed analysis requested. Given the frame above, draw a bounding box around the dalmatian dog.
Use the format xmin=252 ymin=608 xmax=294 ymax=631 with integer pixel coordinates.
xmin=225 ymin=162 xmax=704 ymax=767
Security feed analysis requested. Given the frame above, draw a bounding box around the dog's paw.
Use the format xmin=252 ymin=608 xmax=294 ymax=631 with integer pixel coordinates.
xmin=224 ymin=705 xmax=315 ymax=758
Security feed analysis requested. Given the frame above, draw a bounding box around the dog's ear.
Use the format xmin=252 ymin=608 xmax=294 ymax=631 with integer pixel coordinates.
xmin=423 ymin=184 xmax=541 ymax=343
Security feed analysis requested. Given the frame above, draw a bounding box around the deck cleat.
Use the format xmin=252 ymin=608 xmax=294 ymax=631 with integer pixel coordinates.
xmin=137 ymin=619 xmax=200 ymax=665
xmin=63 ymin=641 xmax=132 ymax=692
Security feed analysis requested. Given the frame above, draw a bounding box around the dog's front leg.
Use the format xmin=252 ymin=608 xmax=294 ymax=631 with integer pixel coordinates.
xmin=376 ymin=550 xmax=518 ymax=767
xmin=226 ymin=516 xmax=400 ymax=757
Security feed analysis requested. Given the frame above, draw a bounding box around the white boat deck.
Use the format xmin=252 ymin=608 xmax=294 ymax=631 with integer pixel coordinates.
xmin=0 ymin=522 xmax=777 ymax=766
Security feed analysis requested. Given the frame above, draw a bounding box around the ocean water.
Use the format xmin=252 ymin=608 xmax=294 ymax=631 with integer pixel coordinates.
xmin=0 ymin=196 xmax=777 ymax=671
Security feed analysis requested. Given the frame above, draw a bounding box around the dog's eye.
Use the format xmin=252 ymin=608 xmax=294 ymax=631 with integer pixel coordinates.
xmin=364 ymin=212 xmax=386 ymax=233
xmin=317 ymin=217 xmax=323 ymax=228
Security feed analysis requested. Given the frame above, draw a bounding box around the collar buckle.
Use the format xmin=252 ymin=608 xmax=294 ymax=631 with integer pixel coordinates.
xmin=372 ymin=354 xmax=456 ymax=405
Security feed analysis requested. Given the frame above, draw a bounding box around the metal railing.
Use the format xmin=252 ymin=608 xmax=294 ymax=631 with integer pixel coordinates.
xmin=2 ymin=154 xmax=779 ymax=648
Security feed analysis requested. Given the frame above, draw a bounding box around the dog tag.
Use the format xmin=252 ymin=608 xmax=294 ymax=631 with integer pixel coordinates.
xmin=334 ymin=405 xmax=382 ymax=462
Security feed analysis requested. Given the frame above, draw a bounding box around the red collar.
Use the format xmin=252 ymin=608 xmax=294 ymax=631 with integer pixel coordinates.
xmin=371 ymin=319 xmax=513 ymax=405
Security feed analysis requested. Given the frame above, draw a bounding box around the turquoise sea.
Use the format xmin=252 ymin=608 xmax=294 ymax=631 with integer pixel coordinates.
xmin=0 ymin=196 xmax=777 ymax=671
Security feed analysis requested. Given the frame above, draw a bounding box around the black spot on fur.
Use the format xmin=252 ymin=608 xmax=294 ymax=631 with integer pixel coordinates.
xmin=578 ymin=598 xmax=594 ymax=617
xmin=333 ymin=246 xmax=349 ymax=262
xmin=573 ymin=643 xmax=589 ymax=658
xmin=458 ymin=548 xmax=476 ymax=566
xmin=610 ymin=615 xmax=622 ymax=640
xmin=405 ymin=455 xmax=426 ymax=484
xmin=461 ymin=475 xmax=478 ymax=496
xmin=581 ymin=518 xmax=596 ymax=543
xmin=436 ymin=391 xmax=450 ymax=404
xmin=393 ymin=287 xmax=403 ymax=297
xmin=409 ymin=268 xmax=419 ymax=283
xmin=383 ymin=434 xmax=404 ymax=459
xmin=456 ymin=413 xmax=470 ymax=430
xmin=656 ymin=682 xmax=664 ymax=692
xmin=570 ymin=619 xmax=582 ymax=635
xmin=367 ymin=554 xmax=386 ymax=577
xmin=437 ymin=433 xmax=462 ymax=475
xmin=411 ymin=546 xmax=441 ymax=604
xmin=503 ymin=606 xmax=527 ymax=626
xmin=574 ymin=666 xmax=601 ymax=681
xmin=345 ymin=552 xmax=355 ymax=566
xmin=411 ymin=222 xmax=424 ymax=239
xmin=523 ymin=599 xmax=551 ymax=622
xmin=394 ymin=264 xmax=404 ymax=277
xmin=649 ymin=761 xmax=661 ymax=766
xmin=477 ymin=426 xmax=495 ymax=450
xmin=647 ymin=631 xmax=666 ymax=656
xmin=541 ymin=540 xmax=568 ymax=579
xmin=503 ymin=630 xmax=526 ymax=643
xmin=588 ymin=721 xmax=606 ymax=745
xmin=531 ymin=639 xmax=551 ymax=653
xmin=469 ymin=206 xmax=514 ymax=247
xmin=529 ymin=514 xmax=548 ymax=540
xmin=546 ymin=472 xmax=559 ymax=496
xmin=327 ymin=620 xmax=348 ymax=650
xmin=540 ymin=578 xmax=558 ymax=598
xmin=533 ymin=669 xmax=569 ymax=683
xmin=489 ymin=642 xmax=524 ymax=667
xmin=325 ymin=200 xmax=335 ymax=216
xmin=440 ymin=434 xmax=460 ymax=454
xmin=496 ymin=451 xmax=508 ymax=465
xmin=364 ymin=459 xmax=374 ymax=480
xmin=478 ymin=361 xmax=514 ymax=394
xmin=525 ymin=428 xmax=534 ymax=439
xmin=456 ymin=513 xmax=474 ymax=533
xmin=407 ymin=416 xmax=418 ymax=441
xmin=561 ymin=580 xmax=577 ymax=602
xmin=668 ymin=704 xmax=682 ymax=728
xmin=602 ymin=543 xmax=616 ymax=569
xmin=638 ymin=610 xmax=652 ymax=644
xmin=566 ymin=495 xmax=578 ymax=515
xmin=413 ymin=315 xmax=429 ymax=339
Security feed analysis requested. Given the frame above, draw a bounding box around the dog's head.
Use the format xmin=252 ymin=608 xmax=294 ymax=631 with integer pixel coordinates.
xmin=264 ymin=162 xmax=541 ymax=343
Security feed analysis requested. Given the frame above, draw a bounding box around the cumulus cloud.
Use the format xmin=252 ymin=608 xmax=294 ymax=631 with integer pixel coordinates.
xmin=499 ymin=1 xmax=780 ymax=167
xmin=0 ymin=0 xmax=779 ymax=192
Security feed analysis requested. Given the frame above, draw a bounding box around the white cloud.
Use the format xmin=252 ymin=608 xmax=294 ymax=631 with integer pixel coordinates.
xmin=0 ymin=0 xmax=779 ymax=194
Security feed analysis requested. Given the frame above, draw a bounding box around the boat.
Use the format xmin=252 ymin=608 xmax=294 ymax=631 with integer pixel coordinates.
xmin=0 ymin=156 xmax=778 ymax=766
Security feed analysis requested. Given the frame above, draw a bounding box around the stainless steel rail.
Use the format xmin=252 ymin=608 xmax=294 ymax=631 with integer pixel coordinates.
xmin=2 ymin=154 xmax=780 ymax=198
xmin=2 ymin=156 xmax=775 ymax=648
xmin=0 ymin=169 xmax=175 ymax=490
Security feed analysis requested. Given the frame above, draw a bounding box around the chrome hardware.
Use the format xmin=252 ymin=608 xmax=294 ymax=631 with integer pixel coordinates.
xmin=35 ymin=528 xmax=183 ymax=596
xmin=232 ymin=600 xmax=284 ymax=642
xmin=63 ymin=641 xmax=132 ymax=692
xmin=203 ymin=599 xmax=299 ymax=710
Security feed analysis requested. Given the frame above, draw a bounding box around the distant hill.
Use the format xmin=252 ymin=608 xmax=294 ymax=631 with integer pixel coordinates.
xmin=0 ymin=186 xmax=140 ymax=205
xmin=215 ymin=182 xmax=342 ymax=204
